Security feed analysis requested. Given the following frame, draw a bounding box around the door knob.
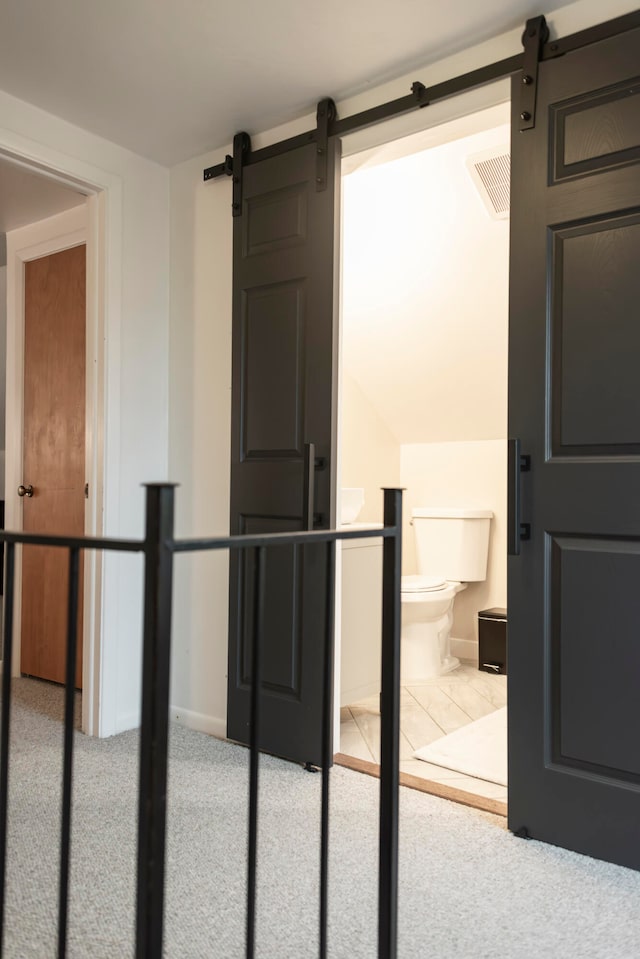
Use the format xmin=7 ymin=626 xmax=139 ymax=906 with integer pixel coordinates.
xmin=17 ymin=484 xmax=34 ymax=498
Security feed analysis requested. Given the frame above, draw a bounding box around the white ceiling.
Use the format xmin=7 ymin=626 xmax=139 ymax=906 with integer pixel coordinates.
xmin=0 ymin=0 xmax=576 ymax=166
xmin=0 ymin=158 xmax=85 ymax=234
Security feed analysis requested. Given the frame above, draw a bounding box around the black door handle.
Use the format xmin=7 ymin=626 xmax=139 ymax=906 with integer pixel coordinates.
xmin=302 ymin=442 xmax=315 ymax=531
xmin=508 ymin=439 xmax=531 ymax=555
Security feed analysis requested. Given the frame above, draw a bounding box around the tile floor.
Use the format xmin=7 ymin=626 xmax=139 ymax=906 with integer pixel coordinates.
xmin=340 ymin=662 xmax=508 ymax=803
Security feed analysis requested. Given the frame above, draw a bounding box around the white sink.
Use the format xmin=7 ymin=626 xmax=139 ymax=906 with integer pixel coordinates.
xmin=341 ymin=487 xmax=365 ymax=524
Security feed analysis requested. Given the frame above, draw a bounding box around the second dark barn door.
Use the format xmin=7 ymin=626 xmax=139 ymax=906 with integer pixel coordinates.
xmin=509 ymin=22 xmax=640 ymax=868
xmin=227 ymin=139 xmax=341 ymax=766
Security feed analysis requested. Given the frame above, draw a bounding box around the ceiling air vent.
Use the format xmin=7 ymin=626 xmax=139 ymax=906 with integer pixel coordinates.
xmin=466 ymin=148 xmax=510 ymax=220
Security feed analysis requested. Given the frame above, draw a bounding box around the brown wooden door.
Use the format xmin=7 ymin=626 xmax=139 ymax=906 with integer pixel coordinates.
xmin=21 ymin=244 xmax=86 ymax=687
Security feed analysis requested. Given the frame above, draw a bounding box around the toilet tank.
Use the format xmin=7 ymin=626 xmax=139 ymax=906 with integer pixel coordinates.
xmin=412 ymin=508 xmax=493 ymax=582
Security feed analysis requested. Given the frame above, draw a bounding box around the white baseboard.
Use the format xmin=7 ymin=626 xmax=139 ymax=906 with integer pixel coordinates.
xmin=103 ymin=707 xmax=228 ymax=740
xmin=170 ymin=705 xmax=227 ymax=740
xmin=451 ymin=637 xmax=478 ymax=665
xmin=116 ymin=712 xmax=141 ymax=734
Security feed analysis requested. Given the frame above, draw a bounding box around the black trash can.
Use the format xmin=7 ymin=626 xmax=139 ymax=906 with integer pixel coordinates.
xmin=478 ymin=607 xmax=507 ymax=675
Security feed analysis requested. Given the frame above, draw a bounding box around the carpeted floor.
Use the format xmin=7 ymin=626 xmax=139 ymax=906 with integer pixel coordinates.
xmin=3 ymin=678 xmax=640 ymax=958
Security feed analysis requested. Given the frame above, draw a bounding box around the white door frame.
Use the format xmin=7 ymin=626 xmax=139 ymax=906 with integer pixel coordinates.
xmin=0 ymin=139 xmax=123 ymax=738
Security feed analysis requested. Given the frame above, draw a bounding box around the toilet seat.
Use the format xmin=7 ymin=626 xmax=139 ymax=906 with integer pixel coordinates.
xmin=401 ymin=574 xmax=447 ymax=594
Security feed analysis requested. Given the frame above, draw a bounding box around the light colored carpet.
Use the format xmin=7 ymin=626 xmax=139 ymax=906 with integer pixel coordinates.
xmin=3 ymin=679 xmax=640 ymax=958
xmin=414 ymin=706 xmax=508 ymax=786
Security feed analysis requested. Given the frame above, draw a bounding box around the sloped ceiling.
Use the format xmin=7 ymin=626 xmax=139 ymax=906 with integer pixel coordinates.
xmin=341 ymin=106 xmax=510 ymax=445
xmin=0 ymin=0 xmax=578 ymax=165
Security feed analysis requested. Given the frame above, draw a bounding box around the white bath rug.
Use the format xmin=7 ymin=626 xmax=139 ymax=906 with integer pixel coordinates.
xmin=413 ymin=706 xmax=507 ymax=786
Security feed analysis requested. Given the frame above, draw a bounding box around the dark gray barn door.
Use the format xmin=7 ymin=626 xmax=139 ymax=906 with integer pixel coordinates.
xmin=227 ymin=139 xmax=340 ymax=766
xmin=509 ymin=24 xmax=640 ymax=868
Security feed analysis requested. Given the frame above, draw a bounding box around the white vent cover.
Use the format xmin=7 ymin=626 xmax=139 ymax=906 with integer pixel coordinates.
xmin=466 ymin=148 xmax=510 ymax=220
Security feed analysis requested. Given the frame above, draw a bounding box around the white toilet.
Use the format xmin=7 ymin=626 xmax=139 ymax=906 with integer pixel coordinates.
xmin=401 ymin=507 xmax=493 ymax=682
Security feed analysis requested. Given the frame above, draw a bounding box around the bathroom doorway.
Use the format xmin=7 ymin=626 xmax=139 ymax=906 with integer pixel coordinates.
xmin=336 ymin=102 xmax=510 ymax=813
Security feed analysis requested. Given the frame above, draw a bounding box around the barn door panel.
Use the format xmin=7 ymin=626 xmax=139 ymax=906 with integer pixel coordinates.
xmin=227 ymin=138 xmax=340 ymax=766
xmin=509 ymin=24 xmax=640 ymax=868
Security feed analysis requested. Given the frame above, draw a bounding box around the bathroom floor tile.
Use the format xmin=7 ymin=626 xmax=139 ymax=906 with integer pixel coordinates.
xmin=347 ymin=706 xmax=415 ymax=764
xmin=399 ymin=730 xmax=415 ymax=762
xmin=349 ymin=706 xmax=381 ymax=762
xmin=405 ymin=685 xmax=470 ymax=735
xmin=340 ymin=716 xmax=375 ymax=763
xmin=399 ymin=703 xmax=446 ymax=750
xmin=467 ymin=672 xmax=508 ymax=708
xmin=350 ymin=688 xmax=416 ymax=709
xmin=404 ymin=684 xmax=453 ymax=708
xmin=442 ymin=682 xmax=498 ymax=721
xmin=340 ymin=664 xmax=509 ymax=809
xmin=400 ymin=687 xmax=418 ymax=706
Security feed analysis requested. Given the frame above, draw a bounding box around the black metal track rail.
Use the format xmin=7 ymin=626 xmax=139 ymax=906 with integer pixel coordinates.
xmin=203 ymin=9 xmax=640 ymax=181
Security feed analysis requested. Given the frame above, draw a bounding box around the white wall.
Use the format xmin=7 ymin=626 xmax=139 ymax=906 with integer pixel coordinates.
xmin=341 ymin=118 xmax=510 ymax=446
xmin=401 ymin=441 xmax=507 ymax=660
xmin=169 ymin=0 xmax=638 ymax=735
xmin=168 ymin=152 xmax=232 ymax=738
xmin=340 ymin=371 xmax=401 ymax=524
xmin=0 ymin=263 xmax=6 ymax=489
xmin=0 ymin=89 xmax=170 ymax=735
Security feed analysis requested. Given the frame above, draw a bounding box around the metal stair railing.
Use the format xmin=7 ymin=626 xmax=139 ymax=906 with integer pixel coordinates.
xmin=0 ymin=484 xmax=403 ymax=959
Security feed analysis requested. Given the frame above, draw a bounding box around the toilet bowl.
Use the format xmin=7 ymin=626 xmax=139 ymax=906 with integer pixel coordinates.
xmin=400 ymin=507 xmax=493 ymax=682
xmin=401 ymin=575 xmax=466 ymax=681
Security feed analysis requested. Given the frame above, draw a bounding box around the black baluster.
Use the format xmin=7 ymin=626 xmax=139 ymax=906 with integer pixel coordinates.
xmin=136 ymin=484 xmax=176 ymax=959
xmin=58 ymin=547 xmax=81 ymax=959
xmin=319 ymin=539 xmax=336 ymax=958
xmin=378 ymin=490 xmax=403 ymax=959
xmin=246 ymin=546 xmax=266 ymax=959
xmin=0 ymin=543 xmax=15 ymax=956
